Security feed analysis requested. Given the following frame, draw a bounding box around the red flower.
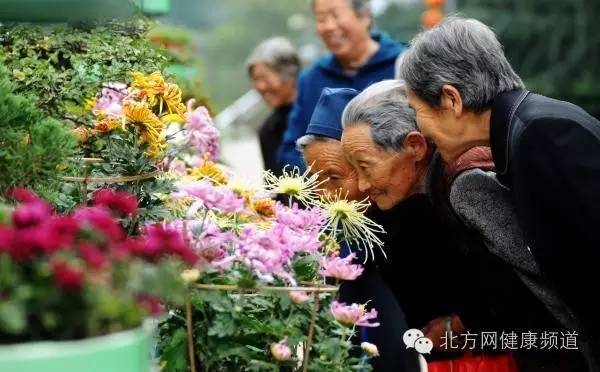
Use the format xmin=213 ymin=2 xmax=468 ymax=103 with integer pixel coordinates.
xmin=92 ymin=189 xmax=138 ymax=217
xmin=73 ymin=207 xmax=125 ymax=242
xmin=51 ymin=261 xmax=84 ymax=291
xmin=46 ymin=216 xmax=80 ymax=247
xmin=7 ymin=187 xmax=40 ymax=203
xmin=137 ymin=294 xmax=163 ymax=316
xmin=0 ymin=226 xmax=14 ymax=254
xmin=12 ymin=200 xmax=53 ymax=228
xmin=143 ymin=224 xmax=198 ymax=265
xmin=78 ymin=244 xmax=108 ymax=270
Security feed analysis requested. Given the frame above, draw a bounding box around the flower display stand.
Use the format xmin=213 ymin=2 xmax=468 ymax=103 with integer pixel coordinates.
xmin=0 ymin=325 xmax=151 ymax=372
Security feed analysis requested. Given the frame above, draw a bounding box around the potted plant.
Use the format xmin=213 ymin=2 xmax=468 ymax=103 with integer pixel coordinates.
xmin=0 ymin=188 xmax=198 ymax=372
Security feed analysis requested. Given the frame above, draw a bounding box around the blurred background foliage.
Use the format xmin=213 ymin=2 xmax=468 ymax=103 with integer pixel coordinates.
xmin=159 ymin=0 xmax=598 ymax=118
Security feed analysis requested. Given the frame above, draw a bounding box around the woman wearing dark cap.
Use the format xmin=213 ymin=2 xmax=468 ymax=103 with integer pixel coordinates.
xmin=246 ymin=37 xmax=300 ymax=175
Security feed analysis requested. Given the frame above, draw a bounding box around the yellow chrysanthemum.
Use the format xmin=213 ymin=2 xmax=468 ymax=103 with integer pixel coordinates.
xmin=130 ymin=71 xmax=185 ymax=117
xmin=93 ymin=116 xmax=120 ymax=134
xmin=188 ymin=160 xmax=228 ymax=185
xmin=123 ymin=101 xmax=166 ymax=158
xmin=263 ymin=166 xmax=325 ymax=205
xmin=84 ymin=97 xmax=97 ymax=112
xmin=131 ymin=71 xmax=166 ymax=107
xmin=162 ymin=83 xmax=186 ymax=116
xmin=318 ymin=190 xmax=386 ymax=262
xmin=252 ymin=198 xmax=276 ymax=218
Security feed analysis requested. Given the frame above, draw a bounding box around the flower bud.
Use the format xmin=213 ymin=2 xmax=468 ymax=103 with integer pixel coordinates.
xmin=289 ymin=290 xmax=310 ymax=304
xmin=180 ymin=269 xmax=200 ymax=284
xmin=361 ymin=342 xmax=379 ymax=357
xmin=270 ymin=338 xmax=292 ymax=361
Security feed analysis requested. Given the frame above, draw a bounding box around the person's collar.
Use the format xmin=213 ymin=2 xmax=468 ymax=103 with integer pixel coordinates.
xmin=318 ymin=32 xmax=404 ymax=76
xmin=489 ymin=89 xmax=529 ymax=176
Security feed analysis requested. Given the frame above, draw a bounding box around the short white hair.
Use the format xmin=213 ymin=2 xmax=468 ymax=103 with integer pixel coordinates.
xmin=342 ymin=80 xmax=417 ymax=152
xmin=246 ymin=37 xmax=300 ymax=80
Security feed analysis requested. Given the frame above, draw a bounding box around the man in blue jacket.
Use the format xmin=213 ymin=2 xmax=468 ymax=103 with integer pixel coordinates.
xmin=278 ymin=0 xmax=406 ymax=171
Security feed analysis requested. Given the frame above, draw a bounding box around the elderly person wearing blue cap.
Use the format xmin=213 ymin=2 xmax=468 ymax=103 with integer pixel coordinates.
xmin=279 ymin=0 xmax=406 ymax=173
xmin=296 ymin=87 xmax=460 ymax=372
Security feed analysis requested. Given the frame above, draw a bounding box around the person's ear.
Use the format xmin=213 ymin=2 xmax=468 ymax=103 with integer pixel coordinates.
xmin=440 ymin=84 xmax=463 ymax=117
xmin=403 ymin=131 xmax=429 ymax=162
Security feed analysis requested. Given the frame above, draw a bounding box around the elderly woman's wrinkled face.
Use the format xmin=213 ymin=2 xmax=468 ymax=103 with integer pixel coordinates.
xmin=341 ymin=125 xmax=428 ymax=210
xmin=250 ymin=63 xmax=295 ymax=108
xmin=303 ymin=139 xmax=367 ymax=201
xmin=406 ymin=88 xmax=464 ymax=162
xmin=313 ymin=0 xmax=371 ymax=64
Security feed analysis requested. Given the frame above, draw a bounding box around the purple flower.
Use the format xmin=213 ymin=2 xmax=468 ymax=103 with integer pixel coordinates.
xmin=330 ymin=301 xmax=380 ymax=328
xmin=184 ymin=106 xmax=220 ymax=160
xmin=275 ymin=203 xmax=324 ymax=232
xmin=236 ymin=226 xmax=296 ymax=284
xmin=168 ymin=159 xmax=188 ymax=176
xmin=320 ymin=253 xmax=364 ymax=281
xmin=191 ymin=221 xmax=236 ymax=270
xmin=270 ymin=224 xmax=322 ymax=254
xmin=94 ymin=82 xmax=128 ymax=117
xmin=175 ymin=181 xmax=245 ymax=214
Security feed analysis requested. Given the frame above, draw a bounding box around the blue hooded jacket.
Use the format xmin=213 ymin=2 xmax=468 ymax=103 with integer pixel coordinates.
xmin=278 ymin=32 xmax=406 ymax=171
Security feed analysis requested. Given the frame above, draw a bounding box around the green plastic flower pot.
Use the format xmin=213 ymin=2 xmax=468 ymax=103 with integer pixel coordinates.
xmin=0 ymin=325 xmax=151 ymax=372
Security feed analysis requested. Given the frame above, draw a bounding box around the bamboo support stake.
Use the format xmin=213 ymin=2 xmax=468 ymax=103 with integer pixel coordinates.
xmin=186 ymin=298 xmax=197 ymax=372
xmin=302 ymin=290 xmax=320 ymax=372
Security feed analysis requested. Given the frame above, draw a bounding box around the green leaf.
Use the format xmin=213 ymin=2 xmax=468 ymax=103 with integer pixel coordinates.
xmin=207 ymin=313 xmax=236 ymax=338
xmin=0 ymin=301 xmax=26 ymax=334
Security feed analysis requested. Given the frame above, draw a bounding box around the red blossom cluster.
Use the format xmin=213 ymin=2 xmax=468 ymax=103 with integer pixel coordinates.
xmin=0 ymin=188 xmax=198 ymax=293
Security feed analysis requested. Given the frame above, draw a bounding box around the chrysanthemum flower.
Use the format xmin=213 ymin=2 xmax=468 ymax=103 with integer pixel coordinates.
xmin=275 ymin=202 xmax=324 ymax=232
xmin=131 ymin=71 xmax=166 ymax=107
xmin=330 ymin=301 xmax=380 ymax=328
xmin=320 ymin=253 xmax=364 ymax=281
xmin=184 ymin=106 xmax=220 ymax=160
xmin=175 ymin=180 xmax=245 ymax=214
xmin=188 ymin=160 xmax=228 ymax=185
xmin=123 ymin=101 xmax=167 ymax=158
xmin=318 ymin=190 xmax=385 ymax=262
xmin=263 ymin=166 xmax=325 ymax=205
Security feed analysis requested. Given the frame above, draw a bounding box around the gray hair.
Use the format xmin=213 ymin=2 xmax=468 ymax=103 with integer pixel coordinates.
xmin=312 ymin=0 xmax=371 ymax=17
xmin=397 ymin=16 xmax=524 ymax=113
xmin=296 ymin=134 xmax=337 ymax=153
xmin=342 ymin=80 xmax=417 ymax=152
xmin=246 ymin=37 xmax=300 ymax=80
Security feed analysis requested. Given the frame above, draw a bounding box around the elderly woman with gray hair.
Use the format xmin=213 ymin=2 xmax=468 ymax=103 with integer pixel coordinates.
xmin=397 ymin=18 xmax=600 ymax=370
xmin=246 ymin=37 xmax=300 ymax=175
xmin=341 ymin=80 xmax=585 ymax=371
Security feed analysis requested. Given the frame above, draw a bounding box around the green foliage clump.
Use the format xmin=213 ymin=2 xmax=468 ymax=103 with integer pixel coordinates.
xmin=0 ymin=19 xmax=170 ymax=122
xmin=0 ymin=69 xmax=77 ymax=202
xmin=158 ymin=290 xmax=370 ymax=372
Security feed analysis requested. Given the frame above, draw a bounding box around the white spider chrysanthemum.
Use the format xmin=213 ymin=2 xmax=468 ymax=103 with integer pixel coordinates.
xmin=263 ymin=166 xmax=325 ymax=205
xmin=318 ymin=190 xmax=386 ymax=262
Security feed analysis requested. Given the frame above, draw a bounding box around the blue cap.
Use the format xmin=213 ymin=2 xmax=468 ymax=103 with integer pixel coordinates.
xmin=305 ymin=87 xmax=359 ymax=141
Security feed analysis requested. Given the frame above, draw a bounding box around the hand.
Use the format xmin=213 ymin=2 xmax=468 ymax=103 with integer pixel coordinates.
xmin=422 ymin=314 xmax=465 ymax=352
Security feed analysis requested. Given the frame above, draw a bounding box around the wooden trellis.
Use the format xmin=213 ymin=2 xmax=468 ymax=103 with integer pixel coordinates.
xmin=186 ymin=283 xmax=339 ymax=372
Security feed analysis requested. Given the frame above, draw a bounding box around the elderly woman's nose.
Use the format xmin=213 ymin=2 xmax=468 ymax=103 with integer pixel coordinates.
xmin=357 ymin=176 xmax=371 ymax=192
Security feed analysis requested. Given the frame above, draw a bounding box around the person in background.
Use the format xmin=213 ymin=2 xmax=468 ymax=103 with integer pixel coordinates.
xmin=278 ymin=0 xmax=405 ymax=171
xmin=341 ymin=80 xmax=584 ymax=371
xmin=246 ymin=37 xmax=300 ymax=176
xmin=296 ymin=87 xmax=419 ymax=372
xmin=397 ymin=16 xmax=599 ymax=371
